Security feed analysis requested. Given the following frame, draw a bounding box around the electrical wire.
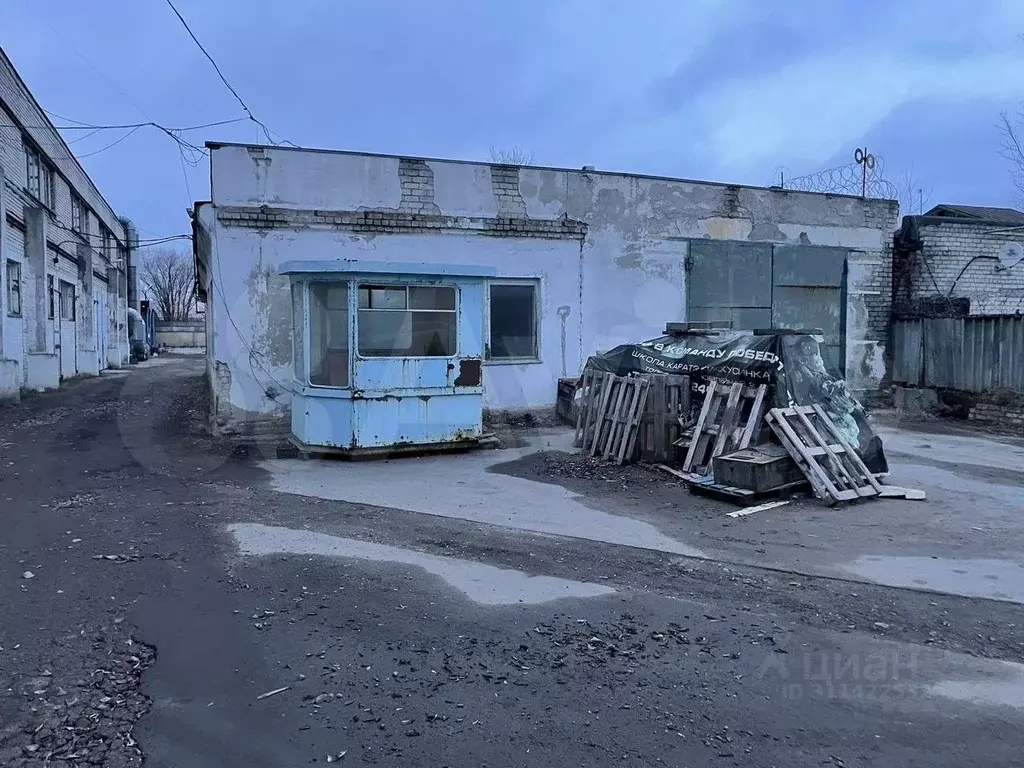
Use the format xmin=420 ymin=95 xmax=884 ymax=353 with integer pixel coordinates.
xmin=162 ymin=0 xmax=292 ymax=148
xmin=75 ymin=126 xmax=143 ymax=158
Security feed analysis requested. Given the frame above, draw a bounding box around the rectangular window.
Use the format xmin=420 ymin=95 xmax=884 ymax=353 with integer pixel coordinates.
xmin=291 ymin=282 xmax=306 ymax=383
xmin=6 ymin=261 xmax=22 ymax=317
xmin=488 ymin=282 xmax=538 ymax=360
xmin=101 ymin=226 xmax=112 ymax=260
xmin=309 ymin=282 xmax=349 ymax=387
xmin=59 ymin=280 xmax=76 ymax=321
xmin=25 ymin=144 xmax=54 ymax=208
xmin=71 ymin=195 xmax=89 ymax=235
xmin=47 ymin=274 xmax=55 ymax=319
xmin=357 ymin=284 xmax=456 ymax=357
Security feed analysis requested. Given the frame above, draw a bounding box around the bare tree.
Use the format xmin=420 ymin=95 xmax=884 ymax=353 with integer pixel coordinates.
xmin=140 ymin=247 xmax=197 ymax=321
xmin=1000 ymin=109 xmax=1024 ymax=204
xmin=489 ymin=145 xmax=535 ymax=165
xmin=893 ymin=164 xmax=934 ymax=218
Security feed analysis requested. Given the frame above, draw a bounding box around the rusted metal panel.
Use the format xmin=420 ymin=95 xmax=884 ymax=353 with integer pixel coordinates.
xmin=453 ymin=358 xmax=482 ymax=387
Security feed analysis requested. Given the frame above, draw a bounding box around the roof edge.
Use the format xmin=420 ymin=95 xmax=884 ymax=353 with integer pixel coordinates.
xmin=205 ymin=140 xmax=899 ymax=206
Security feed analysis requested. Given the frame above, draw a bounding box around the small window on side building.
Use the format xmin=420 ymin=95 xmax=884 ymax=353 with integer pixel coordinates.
xmin=488 ymin=282 xmax=538 ymax=360
xmin=47 ymin=274 xmax=55 ymax=319
xmin=6 ymin=261 xmax=22 ymax=317
xmin=59 ymin=280 xmax=76 ymax=321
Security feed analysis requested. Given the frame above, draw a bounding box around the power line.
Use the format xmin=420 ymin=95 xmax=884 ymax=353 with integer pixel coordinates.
xmin=76 ymin=126 xmax=143 ymax=158
xmin=162 ymin=0 xmax=294 ymax=147
xmin=2 ymin=117 xmax=248 ymax=132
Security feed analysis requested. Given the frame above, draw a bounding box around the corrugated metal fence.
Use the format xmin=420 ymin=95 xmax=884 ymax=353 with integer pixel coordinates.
xmin=892 ymin=316 xmax=1024 ymax=393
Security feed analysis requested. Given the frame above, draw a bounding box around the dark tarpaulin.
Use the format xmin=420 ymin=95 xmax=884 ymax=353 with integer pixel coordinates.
xmin=585 ymin=330 xmax=887 ymax=474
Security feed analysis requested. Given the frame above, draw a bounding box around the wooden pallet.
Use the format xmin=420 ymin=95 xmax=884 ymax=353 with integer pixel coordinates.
xmin=589 ymin=376 xmax=651 ymax=464
xmin=681 ymin=379 xmax=769 ymax=476
xmin=574 ymin=370 xmax=614 ymax=449
xmin=635 ymin=374 xmax=691 ymax=462
xmin=765 ymin=404 xmax=885 ymax=505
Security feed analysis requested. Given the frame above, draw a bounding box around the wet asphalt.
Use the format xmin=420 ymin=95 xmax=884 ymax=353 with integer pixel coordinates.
xmin=1 ymin=357 xmax=1022 ymax=767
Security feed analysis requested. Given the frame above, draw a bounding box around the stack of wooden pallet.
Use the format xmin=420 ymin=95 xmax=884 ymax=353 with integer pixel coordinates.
xmin=573 ymin=371 xmax=651 ymax=464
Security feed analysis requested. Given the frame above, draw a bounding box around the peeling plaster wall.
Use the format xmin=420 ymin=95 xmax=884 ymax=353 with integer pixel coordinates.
xmin=204 ymin=145 xmax=897 ymax=428
xmin=198 ymin=197 xmax=581 ymax=433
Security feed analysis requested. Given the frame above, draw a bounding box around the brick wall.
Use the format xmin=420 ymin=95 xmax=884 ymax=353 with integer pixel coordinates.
xmin=969 ymin=401 xmax=1024 ymax=433
xmin=900 ymin=218 xmax=1024 ymax=315
xmin=215 ymin=206 xmax=588 ymax=240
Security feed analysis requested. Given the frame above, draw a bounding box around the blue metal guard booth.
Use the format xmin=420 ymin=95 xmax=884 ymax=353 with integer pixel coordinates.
xmin=279 ymin=260 xmax=497 ymax=455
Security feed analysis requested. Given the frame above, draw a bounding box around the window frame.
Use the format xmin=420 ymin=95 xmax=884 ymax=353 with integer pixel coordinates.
xmin=24 ymin=143 xmax=55 ymax=209
xmin=47 ymin=273 xmax=55 ymax=319
xmin=59 ymin=280 xmax=76 ymax=321
xmin=6 ymin=261 xmax=22 ymax=317
xmin=354 ymin=281 xmax=459 ymax=360
xmin=100 ymin=226 xmax=113 ymax=261
xmin=305 ymin=280 xmax=352 ymax=390
xmin=486 ymin=279 xmax=541 ymax=363
xmin=71 ymin=194 xmax=89 ymax=237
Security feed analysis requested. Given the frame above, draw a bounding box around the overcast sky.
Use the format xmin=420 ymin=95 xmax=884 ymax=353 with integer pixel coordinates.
xmin=6 ymin=0 xmax=1024 ymax=243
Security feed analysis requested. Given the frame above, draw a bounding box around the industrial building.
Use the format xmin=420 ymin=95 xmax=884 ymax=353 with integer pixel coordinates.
xmin=0 ymin=47 xmax=136 ymax=402
xmin=193 ymin=142 xmax=898 ymax=445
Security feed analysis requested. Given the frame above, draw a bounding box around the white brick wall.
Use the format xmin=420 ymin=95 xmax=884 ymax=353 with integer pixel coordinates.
xmin=906 ymin=220 xmax=1024 ymax=315
xmin=1 ymin=47 xmax=131 ymax=385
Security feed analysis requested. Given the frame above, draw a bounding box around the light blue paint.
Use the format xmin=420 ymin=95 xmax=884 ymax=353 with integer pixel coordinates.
xmin=284 ymin=265 xmax=489 ymax=451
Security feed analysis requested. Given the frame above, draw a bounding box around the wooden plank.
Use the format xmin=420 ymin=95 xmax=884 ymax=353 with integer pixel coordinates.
xmin=578 ymin=370 xmax=602 ymax=449
xmin=603 ymin=378 xmax=631 ymax=457
xmin=791 ymin=406 xmax=864 ymax=493
xmin=588 ymin=375 xmax=616 ymax=455
xmin=766 ymin=409 xmax=844 ymax=502
xmin=737 ymin=384 xmax=768 ymax=450
xmin=655 ymin=464 xmax=690 ymax=481
xmin=810 ymin=404 xmax=885 ymax=493
xmin=573 ymin=369 xmax=593 ymax=447
xmin=727 ymin=500 xmax=790 ymax=518
xmin=683 ymin=380 xmax=718 ymax=472
xmin=650 ymin=377 xmax=666 ymax=462
xmin=618 ymin=379 xmax=650 ymax=464
xmin=711 ymin=382 xmax=744 ymax=458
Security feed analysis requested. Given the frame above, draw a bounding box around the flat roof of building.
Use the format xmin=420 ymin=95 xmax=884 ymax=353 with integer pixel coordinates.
xmin=206 ymin=140 xmax=897 ymax=205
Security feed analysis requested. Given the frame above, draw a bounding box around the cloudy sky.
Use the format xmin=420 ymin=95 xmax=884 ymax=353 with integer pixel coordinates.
xmin=6 ymin=0 xmax=1024 ymax=243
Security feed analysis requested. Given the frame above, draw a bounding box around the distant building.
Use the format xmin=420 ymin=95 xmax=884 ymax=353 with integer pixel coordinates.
xmin=193 ymin=142 xmax=898 ymax=437
xmin=0 ymin=47 xmax=137 ymax=402
xmin=894 ymin=204 xmax=1024 ymax=316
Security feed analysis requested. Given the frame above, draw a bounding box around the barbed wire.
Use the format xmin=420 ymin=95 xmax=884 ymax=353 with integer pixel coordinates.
xmin=772 ymin=152 xmax=898 ymax=200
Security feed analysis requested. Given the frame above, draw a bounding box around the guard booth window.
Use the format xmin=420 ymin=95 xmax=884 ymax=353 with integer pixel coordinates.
xmin=309 ymin=282 xmax=349 ymax=388
xmin=357 ymin=284 xmax=456 ymax=357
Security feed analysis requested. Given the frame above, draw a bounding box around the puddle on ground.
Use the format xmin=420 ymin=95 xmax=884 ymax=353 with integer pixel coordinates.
xmin=928 ymin=660 xmax=1024 ymax=710
xmin=842 ymin=555 xmax=1024 ymax=604
xmin=228 ymin=523 xmax=616 ymax=606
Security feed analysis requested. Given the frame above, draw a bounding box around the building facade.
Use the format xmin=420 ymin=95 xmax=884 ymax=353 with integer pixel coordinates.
xmin=194 ymin=142 xmax=898 ymax=437
xmin=894 ymin=204 xmax=1024 ymax=317
xmin=0 ymin=47 xmax=135 ymax=402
